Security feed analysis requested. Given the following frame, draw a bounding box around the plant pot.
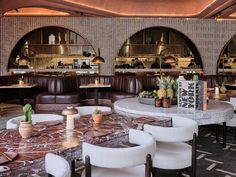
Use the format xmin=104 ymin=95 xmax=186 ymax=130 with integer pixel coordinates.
xmin=92 ymin=114 xmax=103 ymax=124
xmin=19 ymin=121 xmax=33 ymax=139
xmin=162 ymin=97 xmax=171 ymax=108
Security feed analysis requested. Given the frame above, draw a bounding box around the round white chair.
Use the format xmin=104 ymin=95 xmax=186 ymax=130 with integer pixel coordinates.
xmin=6 ymin=114 xmax=64 ymax=129
xmin=76 ymin=106 xmax=111 ymax=116
xmin=225 ymin=97 xmax=236 ymax=139
xmin=144 ymin=116 xmax=198 ymax=177
xmin=45 ymin=153 xmax=71 ymax=177
xmin=81 ymin=129 xmax=156 ymax=177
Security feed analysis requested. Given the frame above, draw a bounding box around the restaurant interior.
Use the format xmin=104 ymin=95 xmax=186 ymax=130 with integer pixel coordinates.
xmin=0 ymin=0 xmax=236 ymax=177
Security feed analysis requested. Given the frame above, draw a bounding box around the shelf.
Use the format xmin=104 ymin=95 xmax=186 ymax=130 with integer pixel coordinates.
xmin=10 ymin=68 xmax=98 ymax=73
xmin=115 ymin=68 xmax=202 ymax=73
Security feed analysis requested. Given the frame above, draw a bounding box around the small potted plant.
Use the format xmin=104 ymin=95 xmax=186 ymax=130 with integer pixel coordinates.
xmin=19 ymin=104 xmax=33 ymax=138
xmin=92 ymin=107 xmax=103 ymax=124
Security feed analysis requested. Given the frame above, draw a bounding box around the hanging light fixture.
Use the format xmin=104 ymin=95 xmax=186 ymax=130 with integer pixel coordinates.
xmin=92 ymin=48 xmax=105 ymax=64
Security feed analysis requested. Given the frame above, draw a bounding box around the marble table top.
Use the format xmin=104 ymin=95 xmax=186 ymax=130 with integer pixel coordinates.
xmin=114 ymin=97 xmax=234 ymax=125
xmin=0 ymin=113 xmax=171 ymax=177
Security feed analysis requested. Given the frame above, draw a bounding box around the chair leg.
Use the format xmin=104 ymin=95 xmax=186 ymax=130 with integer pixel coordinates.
xmin=222 ymin=122 xmax=227 ymax=148
xmin=145 ymin=154 xmax=152 ymax=177
xmin=234 ymin=129 xmax=236 ymax=140
xmin=191 ymin=133 xmax=197 ymax=177
xmin=85 ymin=155 xmax=91 ymax=177
xmin=71 ymin=159 xmax=75 ymax=174
xmin=215 ymin=124 xmax=220 ymax=142
xmin=177 ymin=171 xmax=182 ymax=177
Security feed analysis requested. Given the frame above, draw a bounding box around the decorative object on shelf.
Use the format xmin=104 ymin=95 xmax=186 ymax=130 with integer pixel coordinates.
xmin=49 ymin=34 xmax=55 ymax=44
xmin=62 ymin=107 xmax=78 ymax=130
xmin=19 ymin=104 xmax=33 ymax=139
xmin=162 ymin=97 xmax=171 ymax=108
xmin=138 ymin=90 xmax=157 ymax=105
xmin=220 ymin=82 xmax=227 ymax=94
xmin=18 ymin=76 xmax=24 ymax=85
xmin=95 ymin=78 xmax=99 ymax=85
xmin=92 ymin=48 xmax=105 ymax=64
xmin=92 ymin=107 xmax=103 ymax=124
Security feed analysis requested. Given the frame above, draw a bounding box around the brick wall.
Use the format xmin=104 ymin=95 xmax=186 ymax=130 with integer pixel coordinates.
xmin=0 ymin=17 xmax=236 ymax=75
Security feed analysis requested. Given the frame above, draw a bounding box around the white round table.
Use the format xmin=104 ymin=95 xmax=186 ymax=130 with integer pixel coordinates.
xmin=114 ymin=97 xmax=234 ymax=148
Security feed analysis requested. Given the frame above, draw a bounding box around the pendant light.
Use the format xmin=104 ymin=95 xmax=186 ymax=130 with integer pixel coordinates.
xmin=92 ymin=48 xmax=105 ymax=64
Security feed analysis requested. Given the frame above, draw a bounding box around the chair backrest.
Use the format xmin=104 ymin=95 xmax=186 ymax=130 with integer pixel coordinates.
xmin=6 ymin=114 xmax=64 ymax=129
xmin=144 ymin=116 xmax=198 ymax=142
xmin=230 ymin=97 xmax=236 ymax=111
xmin=45 ymin=153 xmax=71 ymax=177
xmin=76 ymin=106 xmax=111 ymax=116
xmin=82 ymin=129 xmax=156 ymax=168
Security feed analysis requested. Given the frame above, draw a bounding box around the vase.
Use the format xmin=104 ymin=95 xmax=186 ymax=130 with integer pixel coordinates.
xmin=162 ymin=97 xmax=171 ymax=108
xmin=92 ymin=114 xmax=103 ymax=124
xmin=19 ymin=121 xmax=33 ymax=138
xmin=155 ymin=98 xmax=162 ymax=107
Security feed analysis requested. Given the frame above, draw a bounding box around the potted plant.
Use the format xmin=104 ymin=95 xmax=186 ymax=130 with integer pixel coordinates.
xmin=19 ymin=104 xmax=33 ymax=138
xmin=92 ymin=107 xmax=103 ymax=124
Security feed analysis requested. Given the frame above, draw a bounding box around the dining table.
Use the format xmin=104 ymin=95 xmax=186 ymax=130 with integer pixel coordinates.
xmin=114 ymin=97 xmax=234 ymax=148
xmin=0 ymin=83 xmax=37 ymax=105
xmin=0 ymin=112 xmax=171 ymax=177
xmin=79 ymin=83 xmax=111 ymax=105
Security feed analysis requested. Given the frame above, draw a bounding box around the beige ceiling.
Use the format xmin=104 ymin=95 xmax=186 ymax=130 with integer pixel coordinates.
xmin=0 ymin=0 xmax=236 ymax=18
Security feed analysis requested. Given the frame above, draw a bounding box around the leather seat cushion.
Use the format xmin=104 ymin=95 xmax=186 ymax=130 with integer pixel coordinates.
xmin=81 ymin=164 xmax=146 ymax=177
xmin=56 ymin=93 xmax=79 ymax=104
xmin=153 ymin=142 xmax=192 ymax=170
xmin=110 ymin=91 xmax=136 ymax=103
xmin=36 ymin=94 xmax=55 ymax=104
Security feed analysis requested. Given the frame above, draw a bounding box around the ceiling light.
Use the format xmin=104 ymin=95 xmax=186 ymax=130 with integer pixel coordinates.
xmin=92 ymin=48 xmax=105 ymax=64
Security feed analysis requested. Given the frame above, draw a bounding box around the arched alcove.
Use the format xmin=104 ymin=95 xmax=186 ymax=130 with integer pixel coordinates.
xmin=8 ymin=26 xmax=96 ymax=71
xmin=115 ymin=26 xmax=202 ymax=74
xmin=217 ymin=35 xmax=236 ymax=74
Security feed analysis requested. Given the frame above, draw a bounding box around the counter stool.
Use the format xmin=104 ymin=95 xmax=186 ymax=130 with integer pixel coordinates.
xmin=144 ymin=116 xmax=198 ymax=177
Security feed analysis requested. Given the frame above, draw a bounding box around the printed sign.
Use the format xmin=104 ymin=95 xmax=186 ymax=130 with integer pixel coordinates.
xmin=178 ymin=81 xmax=197 ymax=109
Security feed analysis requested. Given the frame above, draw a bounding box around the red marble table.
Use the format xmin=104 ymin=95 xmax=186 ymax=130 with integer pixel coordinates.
xmin=0 ymin=113 xmax=171 ymax=177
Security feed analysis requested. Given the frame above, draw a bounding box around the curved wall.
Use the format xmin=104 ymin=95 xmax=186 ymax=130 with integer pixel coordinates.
xmin=1 ymin=17 xmax=236 ymax=75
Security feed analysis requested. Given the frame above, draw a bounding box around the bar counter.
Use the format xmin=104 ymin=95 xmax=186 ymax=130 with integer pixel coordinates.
xmin=0 ymin=113 xmax=171 ymax=176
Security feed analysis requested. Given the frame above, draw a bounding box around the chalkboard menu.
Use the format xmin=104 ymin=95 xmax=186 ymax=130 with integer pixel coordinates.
xmin=178 ymin=80 xmax=207 ymax=110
